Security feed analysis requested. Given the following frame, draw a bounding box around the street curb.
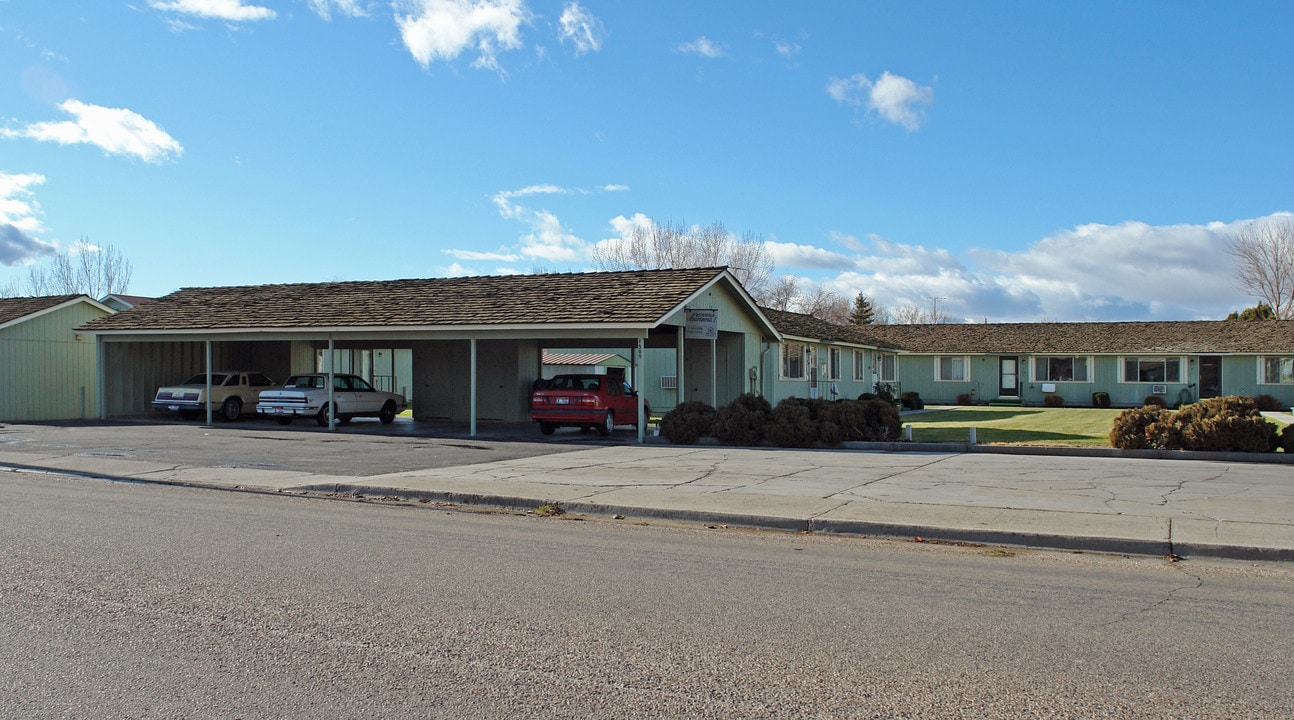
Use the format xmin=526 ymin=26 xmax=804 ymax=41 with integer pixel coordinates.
xmin=288 ymin=481 xmax=1283 ymax=562
xmin=6 ymin=462 xmax=1289 ymax=563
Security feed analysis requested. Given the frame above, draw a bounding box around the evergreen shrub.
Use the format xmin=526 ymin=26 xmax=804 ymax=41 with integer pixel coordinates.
xmin=712 ymin=393 xmax=772 ymax=447
xmin=659 ymin=401 xmax=717 ymax=445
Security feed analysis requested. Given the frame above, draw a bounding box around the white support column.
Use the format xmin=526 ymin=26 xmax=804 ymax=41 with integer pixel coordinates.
xmin=95 ymin=335 xmax=105 ymax=420
xmin=469 ymin=338 xmax=478 ymax=437
xmin=204 ymin=340 xmax=213 ymax=426
xmin=676 ymin=325 xmax=685 ymax=406
xmin=710 ymin=337 xmax=717 ymax=407
xmin=327 ymin=336 xmax=335 ymax=430
xmin=636 ymin=337 xmax=645 ymax=444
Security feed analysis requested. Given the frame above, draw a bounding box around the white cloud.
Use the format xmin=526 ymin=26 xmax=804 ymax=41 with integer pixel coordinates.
xmin=394 ymin=0 xmax=528 ymax=72
xmin=2 ymin=99 xmax=183 ymax=163
xmin=765 ymin=240 xmax=854 ymax=270
xmin=602 ymin=184 xmax=629 ymax=192
xmin=826 ymin=71 xmax=934 ymax=130
xmin=307 ymin=0 xmax=370 ymax=19
xmin=677 ymin=36 xmax=723 ymax=58
xmin=518 ymin=209 xmax=586 ymax=262
xmin=558 ymin=2 xmax=603 ymax=55
xmin=491 ymin=184 xmax=571 ymax=218
xmin=148 ymin=0 xmax=276 ymax=22
xmin=443 ymin=248 xmax=521 ymax=261
xmin=774 ymin=40 xmax=800 ymax=57
xmin=804 ymin=217 xmax=1277 ymax=321
xmin=0 ymin=172 xmax=57 ymax=266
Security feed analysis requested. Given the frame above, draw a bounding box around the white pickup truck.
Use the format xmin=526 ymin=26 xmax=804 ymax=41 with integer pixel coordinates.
xmin=152 ymin=371 xmax=278 ymax=422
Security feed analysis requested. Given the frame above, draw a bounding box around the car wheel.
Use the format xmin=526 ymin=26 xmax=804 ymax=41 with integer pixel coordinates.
xmin=539 ymin=422 xmax=556 ymax=436
xmin=275 ymin=417 xmax=293 ymax=426
xmin=597 ymin=411 xmax=614 ymax=437
xmin=220 ymin=397 xmax=242 ymax=422
xmin=379 ymin=401 xmax=397 ymax=424
xmin=315 ymin=404 xmax=333 ymax=427
xmin=179 ymin=410 xmax=200 ymax=421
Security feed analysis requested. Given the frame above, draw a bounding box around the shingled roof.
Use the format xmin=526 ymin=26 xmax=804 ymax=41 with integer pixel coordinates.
xmin=860 ymin=321 xmax=1294 ymax=354
xmin=81 ymin=268 xmax=739 ymax=332
xmin=0 ymin=295 xmax=86 ymax=327
xmin=759 ymin=307 xmax=899 ymax=349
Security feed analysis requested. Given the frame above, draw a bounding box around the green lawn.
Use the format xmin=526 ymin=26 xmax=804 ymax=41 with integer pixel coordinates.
xmin=903 ymin=406 xmax=1124 ymax=447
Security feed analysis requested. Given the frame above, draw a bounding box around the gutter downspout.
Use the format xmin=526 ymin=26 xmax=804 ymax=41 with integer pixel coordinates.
xmin=205 ymin=340 xmax=213 ymax=426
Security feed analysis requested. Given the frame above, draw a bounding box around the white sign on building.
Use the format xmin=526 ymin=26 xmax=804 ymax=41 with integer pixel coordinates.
xmin=685 ymin=308 xmax=718 ymax=340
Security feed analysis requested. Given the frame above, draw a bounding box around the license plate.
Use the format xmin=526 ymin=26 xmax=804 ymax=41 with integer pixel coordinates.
xmin=168 ymin=404 xmax=181 ymax=411
xmin=555 ymin=397 xmax=569 ymax=404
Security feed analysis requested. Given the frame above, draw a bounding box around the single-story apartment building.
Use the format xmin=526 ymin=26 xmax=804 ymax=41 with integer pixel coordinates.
xmin=79 ymin=267 xmax=781 ymax=439
xmin=858 ymin=321 xmax=1294 ymax=408
xmin=1 ymin=294 xmax=116 ymax=421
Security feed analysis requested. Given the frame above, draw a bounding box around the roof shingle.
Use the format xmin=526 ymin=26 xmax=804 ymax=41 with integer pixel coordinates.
xmin=0 ymin=295 xmax=83 ymax=326
xmin=82 ymin=268 xmax=731 ymax=332
xmin=859 ymin=321 xmax=1294 ymax=354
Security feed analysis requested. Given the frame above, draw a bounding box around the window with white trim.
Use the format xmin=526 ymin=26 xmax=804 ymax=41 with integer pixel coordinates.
xmin=936 ymin=356 xmax=968 ymax=382
xmin=877 ymin=353 xmax=896 ymax=382
xmin=1121 ymin=357 xmax=1182 ymax=383
xmin=781 ymin=342 xmax=806 ymax=380
xmin=853 ymin=351 xmax=869 ymax=381
xmin=826 ymin=348 xmax=841 ymax=380
xmin=1034 ymin=356 xmax=1089 ymax=382
xmin=1260 ymin=356 xmax=1294 ymax=384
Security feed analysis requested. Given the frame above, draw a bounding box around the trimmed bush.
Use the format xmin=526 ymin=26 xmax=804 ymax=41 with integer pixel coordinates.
xmin=1110 ymin=407 xmax=1170 ymax=449
xmin=1254 ymin=394 xmax=1284 ymax=412
xmin=712 ymin=393 xmax=772 ymax=447
xmin=1142 ymin=395 xmax=1167 ymax=408
xmin=900 ymin=391 xmax=924 ymax=411
xmin=764 ymin=398 xmax=820 ymax=448
xmin=1172 ymin=396 xmax=1277 ymax=453
xmin=1043 ymin=393 xmax=1064 ymax=408
xmin=660 ymin=401 xmax=717 ymax=445
xmin=1112 ymin=396 xmax=1280 ymax=453
xmin=956 ymin=392 xmax=975 ymax=406
xmin=1279 ymin=424 xmax=1294 ymax=453
xmin=1092 ymin=391 xmax=1111 ymax=408
xmin=830 ymin=397 xmax=903 ymax=442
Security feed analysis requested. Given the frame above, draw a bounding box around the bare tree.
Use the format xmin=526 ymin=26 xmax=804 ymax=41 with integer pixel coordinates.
xmin=1227 ymin=218 xmax=1294 ymax=319
xmin=795 ymin=286 xmax=851 ymax=324
xmin=592 ymin=219 xmax=774 ymax=300
xmin=22 ymin=239 xmax=132 ymax=298
xmin=890 ymin=303 xmax=952 ymax=324
xmin=762 ymin=275 xmax=799 ymax=311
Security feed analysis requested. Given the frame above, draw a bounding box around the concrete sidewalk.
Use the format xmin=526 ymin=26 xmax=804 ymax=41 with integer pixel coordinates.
xmin=4 ymin=440 xmax=1291 ymax=562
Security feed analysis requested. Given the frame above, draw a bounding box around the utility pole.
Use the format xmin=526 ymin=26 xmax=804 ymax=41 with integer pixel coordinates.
xmin=926 ymin=296 xmax=947 ymax=323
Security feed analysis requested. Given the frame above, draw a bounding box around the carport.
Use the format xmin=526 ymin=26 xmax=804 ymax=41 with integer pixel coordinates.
xmin=79 ymin=268 xmax=780 ymax=442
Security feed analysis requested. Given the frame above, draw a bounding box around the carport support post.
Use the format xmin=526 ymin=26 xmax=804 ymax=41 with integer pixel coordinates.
xmin=469 ymin=338 xmax=477 ymax=437
xmin=710 ymin=337 xmax=717 ymax=407
xmin=676 ymin=326 xmax=685 ymax=405
xmin=95 ymin=334 xmax=105 ymax=420
xmin=636 ymin=338 xmax=645 ymax=444
xmin=205 ymin=340 xmax=213 ymax=426
xmin=326 ymin=337 xmax=336 ymax=430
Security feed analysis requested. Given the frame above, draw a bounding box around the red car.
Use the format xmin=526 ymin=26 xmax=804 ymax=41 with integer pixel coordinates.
xmin=530 ymin=374 xmax=651 ymax=436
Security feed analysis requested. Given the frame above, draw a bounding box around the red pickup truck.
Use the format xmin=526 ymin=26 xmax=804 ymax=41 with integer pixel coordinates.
xmin=530 ymin=374 xmax=651 ymax=436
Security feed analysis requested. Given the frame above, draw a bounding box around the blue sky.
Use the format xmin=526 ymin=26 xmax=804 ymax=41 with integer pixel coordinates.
xmin=2 ymin=0 xmax=1292 ymax=321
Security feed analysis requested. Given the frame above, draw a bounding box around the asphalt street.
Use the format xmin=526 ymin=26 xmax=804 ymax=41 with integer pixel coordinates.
xmin=4 ymin=472 xmax=1292 ymax=719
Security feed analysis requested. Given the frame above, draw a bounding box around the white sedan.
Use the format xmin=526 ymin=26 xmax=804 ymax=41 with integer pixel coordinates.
xmin=256 ymin=373 xmax=407 ymax=426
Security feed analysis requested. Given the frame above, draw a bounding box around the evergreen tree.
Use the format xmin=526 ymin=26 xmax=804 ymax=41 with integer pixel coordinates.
xmin=850 ymin=292 xmax=876 ymax=325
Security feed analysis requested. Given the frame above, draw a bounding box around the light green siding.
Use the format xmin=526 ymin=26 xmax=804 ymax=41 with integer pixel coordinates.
xmin=0 ymin=301 xmax=109 ymax=421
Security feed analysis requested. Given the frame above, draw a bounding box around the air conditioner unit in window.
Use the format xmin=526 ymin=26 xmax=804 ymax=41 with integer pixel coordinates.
xmin=1151 ymin=384 xmax=1167 ymax=395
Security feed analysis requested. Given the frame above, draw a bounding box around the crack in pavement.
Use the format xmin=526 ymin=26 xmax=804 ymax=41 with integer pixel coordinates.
xmin=1094 ymin=555 xmax=1204 ymax=630
xmin=824 ymin=452 xmax=966 ymax=499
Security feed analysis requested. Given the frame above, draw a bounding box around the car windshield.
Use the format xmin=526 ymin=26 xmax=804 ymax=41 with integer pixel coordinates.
xmin=284 ymin=375 xmax=326 ymax=389
xmin=183 ymin=373 xmax=229 ymax=385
